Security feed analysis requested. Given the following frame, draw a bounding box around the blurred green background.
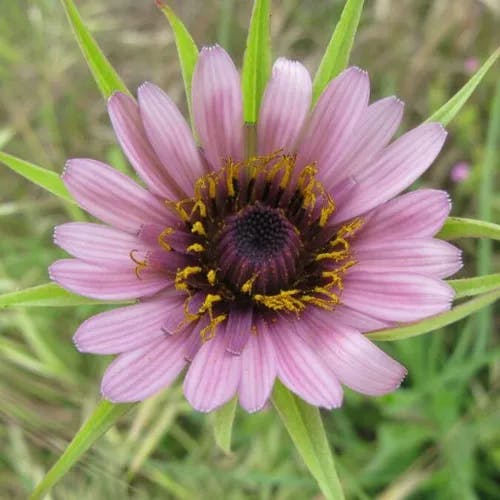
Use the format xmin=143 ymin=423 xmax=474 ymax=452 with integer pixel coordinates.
xmin=0 ymin=0 xmax=499 ymax=498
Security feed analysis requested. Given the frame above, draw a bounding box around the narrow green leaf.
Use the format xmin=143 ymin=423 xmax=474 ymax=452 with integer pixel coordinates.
xmin=312 ymin=0 xmax=364 ymax=104
xmin=157 ymin=2 xmax=199 ymax=127
xmin=242 ymin=0 xmax=271 ymax=123
xmin=427 ymin=47 xmax=500 ymax=125
xmin=449 ymin=274 xmax=500 ymax=299
xmin=212 ymin=397 xmax=237 ymax=454
xmin=60 ymin=0 xmax=131 ymax=99
xmin=272 ymin=381 xmax=344 ymax=500
xmin=0 ymin=283 xmax=131 ymax=308
xmin=0 ymin=151 xmax=73 ymax=203
xmin=367 ymin=289 xmax=500 ymax=341
xmin=30 ymin=401 xmax=135 ymax=500
xmin=437 ymin=217 xmax=500 ymax=241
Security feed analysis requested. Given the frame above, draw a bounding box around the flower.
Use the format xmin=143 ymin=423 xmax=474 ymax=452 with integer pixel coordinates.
xmin=50 ymin=46 xmax=462 ymax=412
xmin=450 ymin=161 xmax=471 ymax=183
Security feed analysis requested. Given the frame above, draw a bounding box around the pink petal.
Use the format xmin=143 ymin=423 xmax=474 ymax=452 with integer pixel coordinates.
xmin=354 ymin=238 xmax=463 ymax=278
xmin=54 ymin=222 xmax=146 ymax=269
xmin=101 ymin=333 xmax=189 ymax=402
xmin=49 ymin=259 xmax=168 ymax=300
xmin=270 ymin=318 xmax=343 ymax=408
xmin=239 ymin=318 xmax=277 ymax=412
xmin=183 ymin=326 xmax=241 ymax=412
xmin=325 ymin=96 xmax=404 ymax=187
xmin=225 ymin=307 xmax=253 ymax=355
xmin=192 ymin=45 xmax=244 ymax=170
xmin=333 ymin=123 xmax=447 ymax=223
xmin=257 ymin=58 xmax=312 ymax=155
xmin=357 ymin=189 xmax=452 ymax=241
xmin=299 ymin=318 xmax=407 ymax=396
xmin=297 ymin=67 xmax=370 ymax=176
xmin=63 ymin=159 xmax=176 ymax=233
xmin=107 ymin=92 xmax=182 ymax=200
xmin=341 ymin=270 xmax=454 ymax=323
xmin=138 ymin=82 xmax=206 ymax=197
xmin=74 ymin=295 xmax=184 ymax=354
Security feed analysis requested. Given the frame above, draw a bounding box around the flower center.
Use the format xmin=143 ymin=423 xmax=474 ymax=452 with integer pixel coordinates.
xmin=217 ymin=203 xmax=301 ymax=294
xmin=138 ymin=152 xmax=363 ymax=338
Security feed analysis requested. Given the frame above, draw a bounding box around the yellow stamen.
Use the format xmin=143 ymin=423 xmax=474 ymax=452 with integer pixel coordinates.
xmin=191 ymin=221 xmax=207 ymax=237
xmin=207 ymin=269 xmax=217 ymax=286
xmin=157 ymin=227 xmax=174 ymax=252
xmin=175 ymin=266 xmax=202 ymax=291
xmin=253 ymin=290 xmax=306 ymax=313
xmin=186 ymin=243 xmax=205 ymax=253
xmin=129 ymin=249 xmax=148 ymax=280
xmin=241 ymin=274 xmax=258 ymax=294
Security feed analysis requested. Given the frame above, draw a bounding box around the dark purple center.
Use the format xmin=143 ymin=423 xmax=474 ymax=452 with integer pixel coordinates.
xmin=233 ymin=204 xmax=289 ymax=262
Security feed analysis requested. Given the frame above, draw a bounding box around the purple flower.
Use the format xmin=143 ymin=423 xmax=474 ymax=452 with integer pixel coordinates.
xmin=50 ymin=47 xmax=462 ymax=412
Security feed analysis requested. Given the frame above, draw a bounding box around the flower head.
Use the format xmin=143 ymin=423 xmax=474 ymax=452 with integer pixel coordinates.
xmin=50 ymin=46 xmax=462 ymax=412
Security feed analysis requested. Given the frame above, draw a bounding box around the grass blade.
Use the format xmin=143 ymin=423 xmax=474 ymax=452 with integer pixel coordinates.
xmin=448 ymin=274 xmax=500 ymax=299
xmin=367 ymin=289 xmax=500 ymax=341
xmin=272 ymin=381 xmax=344 ymax=500
xmin=0 ymin=151 xmax=73 ymax=203
xmin=312 ymin=0 xmax=364 ymax=104
xmin=242 ymin=0 xmax=271 ymax=123
xmin=437 ymin=217 xmax=500 ymax=241
xmin=427 ymin=47 xmax=500 ymax=125
xmin=0 ymin=283 xmax=131 ymax=308
xmin=60 ymin=0 xmax=131 ymax=99
xmin=212 ymin=397 xmax=237 ymax=454
xmin=157 ymin=2 xmax=199 ymax=128
xmin=30 ymin=401 xmax=135 ymax=499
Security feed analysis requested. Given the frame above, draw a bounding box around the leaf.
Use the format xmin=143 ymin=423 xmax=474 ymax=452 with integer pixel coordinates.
xmin=157 ymin=2 xmax=199 ymax=128
xmin=0 ymin=151 xmax=74 ymax=203
xmin=0 ymin=283 xmax=132 ymax=308
xmin=427 ymin=47 xmax=500 ymax=125
xmin=242 ymin=0 xmax=272 ymax=123
xmin=212 ymin=397 xmax=237 ymax=454
xmin=437 ymin=217 xmax=500 ymax=241
xmin=448 ymin=274 xmax=500 ymax=299
xmin=30 ymin=401 xmax=135 ymax=500
xmin=272 ymin=381 xmax=344 ymax=500
xmin=366 ymin=289 xmax=500 ymax=341
xmin=60 ymin=0 xmax=131 ymax=99
xmin=312 ymin=0 xmax=364 ymax=104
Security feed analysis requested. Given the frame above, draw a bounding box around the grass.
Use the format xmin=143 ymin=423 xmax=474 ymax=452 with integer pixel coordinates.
xmin=0 ymin=0 xmax=498 ymax=498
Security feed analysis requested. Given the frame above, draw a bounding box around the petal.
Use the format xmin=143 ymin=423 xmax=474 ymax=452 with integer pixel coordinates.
xmin=54 ymin=222 xmax=146 ymax=269
xmin=300 ymin=318 xmax=407 ymax=396
xmin=107 ymin=92 xmax=181 ymax=199
xmin=183 ymin=326 xmax=242 ymax=412
xmin=257 ymin=58 xmax=312 ymax=155
xmin=270 ymin=318 xmax=343 ymax=409
xmin=192 ymin=45 xmax=244 ymax=169
xmin=356 ymin=189 xmax=452 ymax=241
xmin=74 ymin=296 xmax=185 ymax=354
xmin=63 ymin=159 xmax=176 ymax=233
xmin=297 ymin=67 xmax=370 ymax=176
xmin=49 ymin=259 xmax=168 ymax=300
xmin=333 ymin=123 xmax=447 ymax=223
xmin=326 ymin=96 xmax=404 ymax=186
xmin=138 ymin=82 xmax=206 ymax=197
xmin=101 ymin=334 xmax=188 ymax=402
xmin=239 ymin=318 xmax=277 ymax=412
xmin=354 ymin=238 xmax=463 ymax=278
xmin=341 ymin=270 xmax=454 ymax=323
xmin=225 ymin=306 xmax=253 ymax=355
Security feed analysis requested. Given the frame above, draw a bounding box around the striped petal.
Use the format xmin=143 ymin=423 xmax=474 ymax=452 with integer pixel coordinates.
xmin=257 ymin=58 xmax=312 ymax=155
xmin=192 ymin=45 xmax=244 ymax=170
xmin=333 ymin=123 xmax=447 ymax=223
xmin=107 ymin=92 xmax=181 ymax=199
xmin=341 ymin=270 xmax=454 ymax=323
xmin=74 ymin=295 xmax=185 ymax=354
xmin=101 ymin=334 xmax=188 ymax=402
xmin=238 ymin=319 xmax=277 ymax=412
xmin=183 ymin=326 xmax=242 ymax=412
xmin=138 ymin=82 xmax=206 ymax=197
xmin=49 ymin=259 xmax=168 ymax=300
xmin=63 ymin=159 xmax=175 ymax=233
